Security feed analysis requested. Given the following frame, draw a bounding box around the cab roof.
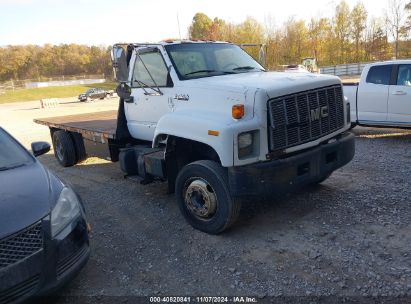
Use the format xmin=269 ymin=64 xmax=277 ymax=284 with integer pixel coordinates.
xmin=367 ymin=59 xmax=411 ymax=66
xmin=114 ymin=40 xmax=232 ymax=48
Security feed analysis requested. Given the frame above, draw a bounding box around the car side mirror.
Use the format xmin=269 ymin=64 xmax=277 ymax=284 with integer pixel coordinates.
xmin=31 ymin=141 xmax=51 ymax=157
xmin=111 ymin=45 xmax=129 ymax=83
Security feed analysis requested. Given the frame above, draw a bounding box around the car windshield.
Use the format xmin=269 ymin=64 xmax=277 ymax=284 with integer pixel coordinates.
xmin=165 ymin=43 xmax=265 ymax=80
xmin=0 ymin=128 xmax=33 ymax=171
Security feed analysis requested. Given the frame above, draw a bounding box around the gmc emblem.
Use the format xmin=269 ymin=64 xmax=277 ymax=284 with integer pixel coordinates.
xmin=310 ymin=106 xmax=329 ymax=121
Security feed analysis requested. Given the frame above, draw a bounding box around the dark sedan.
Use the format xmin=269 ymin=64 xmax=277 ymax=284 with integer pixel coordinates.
xmin=0 ymin=127 xmax=90 ymax=303
xmin=78 ymin=88 xmax=107 ymax=102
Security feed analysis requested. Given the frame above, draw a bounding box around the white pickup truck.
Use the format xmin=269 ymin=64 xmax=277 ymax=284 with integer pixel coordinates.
xmin=36 ymin=41 xmax=355 ymax=234
xmin=345 ymin=60 xmax=411 ymax=127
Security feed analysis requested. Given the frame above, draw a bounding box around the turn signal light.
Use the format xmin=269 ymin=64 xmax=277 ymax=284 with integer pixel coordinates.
xmin=232 ymin=104 xmax=245 ymax=119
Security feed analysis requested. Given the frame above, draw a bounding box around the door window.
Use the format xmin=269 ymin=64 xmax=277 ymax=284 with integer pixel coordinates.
xmin=396 ymin=65 xmax=411 ymax=86
xmin=366 ymin=65 xmax=392 ymax=85
xmin=133 ymin=50 xmax=169 ymax=87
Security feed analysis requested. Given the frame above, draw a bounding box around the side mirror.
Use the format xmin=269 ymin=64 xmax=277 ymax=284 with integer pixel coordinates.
xmin=111 ymin=45 xmax=129 ymax=82
xmin=116 ymin=83 xmax=133 ymax=103
xmin=31 ymin=141 xmax=51 ymax=157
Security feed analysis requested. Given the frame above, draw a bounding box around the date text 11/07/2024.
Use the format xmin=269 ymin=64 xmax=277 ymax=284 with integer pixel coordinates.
xmin=149 ymin=296 xmax=258 ymax=303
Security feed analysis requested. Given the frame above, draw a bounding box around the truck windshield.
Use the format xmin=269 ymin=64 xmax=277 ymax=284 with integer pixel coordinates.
xmin=165 ymin=43 xmax=265 ymax=80
xmin=0 ymin=128 xmax=33 ymax=171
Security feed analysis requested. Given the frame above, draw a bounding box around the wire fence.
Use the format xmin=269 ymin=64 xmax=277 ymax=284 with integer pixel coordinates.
xmin=0 ymin=74 xmax=107 ymax=94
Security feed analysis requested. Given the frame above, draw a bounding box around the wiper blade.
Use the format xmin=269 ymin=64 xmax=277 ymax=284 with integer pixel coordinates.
xmin=185 ymin=70 xmax=237 ymax=76
xmin=185 ymin=69 xmax=217 ymax=76
xmin=232 ymin=66 xmax=263 ymax=71
xmin=0 ymin=163 xmax=25 ymax=171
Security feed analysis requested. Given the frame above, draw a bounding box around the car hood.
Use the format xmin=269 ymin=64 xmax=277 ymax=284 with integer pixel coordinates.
xmin=0 ymin=161 xmax=63 ymax=239
xmin=184 ymin=71 xmax=341 ymax=98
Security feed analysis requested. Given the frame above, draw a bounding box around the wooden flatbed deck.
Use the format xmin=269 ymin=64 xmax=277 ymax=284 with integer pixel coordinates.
xmin=34 ymin=110 xmax=118 ymax=139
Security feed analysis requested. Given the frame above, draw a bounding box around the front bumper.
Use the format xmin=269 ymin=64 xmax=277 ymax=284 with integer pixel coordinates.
xmin=228 ymin=131 xmax=355 ymax=197
xmin=0 ymin=216 xmax=89 ymax=304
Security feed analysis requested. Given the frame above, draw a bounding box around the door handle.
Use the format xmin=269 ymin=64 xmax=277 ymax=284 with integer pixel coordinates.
xmin=392 ymin=91 xmax=406 ymax=95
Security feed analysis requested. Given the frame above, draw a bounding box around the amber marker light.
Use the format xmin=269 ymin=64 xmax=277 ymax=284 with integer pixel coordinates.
xmin=232 ymin=104 xmax=245 ymax=119
xmin=208 ymin=130 xmax=220 ymax=136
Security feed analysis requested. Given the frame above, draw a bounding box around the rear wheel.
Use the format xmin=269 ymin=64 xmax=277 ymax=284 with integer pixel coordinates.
xmin=71 ymin=132 xmax=87 ymax=162
xmin=52 ymin=130 xmax=77 ymax=167
xmin=175 ymin=160 xmax=241 ymax=234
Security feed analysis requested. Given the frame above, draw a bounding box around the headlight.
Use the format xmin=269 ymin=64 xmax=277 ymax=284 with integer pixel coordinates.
xmin=238 ymin=132 xmax=252 ymax=149
xmin=238 ymin=131 xmax=258 ymax=159
xmin=51 ymin=187 xmax=81 ymax=237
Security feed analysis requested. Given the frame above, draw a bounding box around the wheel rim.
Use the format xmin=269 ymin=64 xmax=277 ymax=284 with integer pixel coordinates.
xmin=55 ymin=138 xmax=64 ymax=161
xmin=184 ymin=178 xmax=217 ymax=219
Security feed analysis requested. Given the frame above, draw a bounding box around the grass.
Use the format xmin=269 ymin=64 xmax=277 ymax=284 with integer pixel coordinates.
xmin=0 ymin=82 xmax=117 ymax=104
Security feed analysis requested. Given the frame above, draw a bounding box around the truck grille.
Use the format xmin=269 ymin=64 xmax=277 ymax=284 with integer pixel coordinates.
xmin=0 ymin=222 xmax=43 ymax=269
xmin=268 ymin=85 xmax=345 ymax=151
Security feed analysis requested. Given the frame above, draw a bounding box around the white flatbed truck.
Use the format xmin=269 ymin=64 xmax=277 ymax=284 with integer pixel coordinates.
xmin=35 ymin=41 xmax=355 ymax=234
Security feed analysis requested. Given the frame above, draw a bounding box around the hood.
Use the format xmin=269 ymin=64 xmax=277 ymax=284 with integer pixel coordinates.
xmin=184 ymin=71 xmax=341 ymax=98
xmin=0 ymin=161 xmax=62 ymax=239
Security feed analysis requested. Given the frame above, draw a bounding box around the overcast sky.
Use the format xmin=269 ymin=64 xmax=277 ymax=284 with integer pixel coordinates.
xmin=0 ymin=0 xmax=392 ymax=46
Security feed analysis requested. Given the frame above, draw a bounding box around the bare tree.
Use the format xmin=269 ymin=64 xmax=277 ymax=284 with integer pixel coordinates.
xmin=334 ymin=0 xmax=352 ymax=63
xmin=385 ymin=0 xmax=407 ymax=58
xmin=405 ymin=2 xmax=411 ymax=34
xmin=351 ymin=2 xmax=368 ymax=62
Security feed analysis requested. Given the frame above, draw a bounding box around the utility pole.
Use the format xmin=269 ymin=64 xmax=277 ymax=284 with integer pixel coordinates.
xmin=177 ymin=12 xmax=182 ymax=40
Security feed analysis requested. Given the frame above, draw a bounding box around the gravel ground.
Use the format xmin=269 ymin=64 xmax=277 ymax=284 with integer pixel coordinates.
xmin=1 ymin=99 xmax=411 ymax=303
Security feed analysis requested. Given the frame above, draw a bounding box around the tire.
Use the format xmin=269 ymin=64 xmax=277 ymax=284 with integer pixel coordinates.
xmin=175 ymin=160 xmax=241 ymax=234
xmin=52 ymin=130 xmax=77 ymax=167
xmin=71 ymin=132 xmax=87 ymax=162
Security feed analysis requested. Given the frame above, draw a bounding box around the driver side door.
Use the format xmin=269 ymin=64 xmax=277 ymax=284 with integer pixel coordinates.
xmin=125 ymin=47 xmax=174 ymax=141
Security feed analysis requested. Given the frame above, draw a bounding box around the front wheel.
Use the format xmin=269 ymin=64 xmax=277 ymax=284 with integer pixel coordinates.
xmin=175 ymin=160 xmax=241 ymax=234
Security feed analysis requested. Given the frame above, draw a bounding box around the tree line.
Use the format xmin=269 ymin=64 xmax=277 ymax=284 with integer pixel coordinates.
xmin=189 ymin=0 xmax=411 ymax=69
xmin=1 ymin=0 xmax=411 ymax=82
xmin=0 ymin=44 xmax=112 ymax=82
